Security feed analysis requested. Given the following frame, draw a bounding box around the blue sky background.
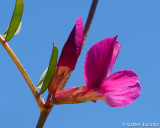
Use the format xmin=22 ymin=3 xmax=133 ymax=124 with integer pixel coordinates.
xmin=0 ymin=0 xmax=160 ymax=128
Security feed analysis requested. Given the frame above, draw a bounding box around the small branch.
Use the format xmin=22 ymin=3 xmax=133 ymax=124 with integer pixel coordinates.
xmin=83 ymin=0 xmax=98 ymax=45
xmin=0 ymin=35 xmax=44 ymax=109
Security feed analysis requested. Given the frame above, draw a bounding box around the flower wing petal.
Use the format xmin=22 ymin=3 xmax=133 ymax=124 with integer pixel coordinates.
xmin=101 ymin=70 xmax=141 ymax=107
xmin=84 ymin=36 xmax=120 ymax=90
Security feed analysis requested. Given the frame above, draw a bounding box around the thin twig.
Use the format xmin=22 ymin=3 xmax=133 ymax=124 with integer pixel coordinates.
xmin=83 ymin=0 xmax=98 ymax=45
xmin=0 ymin=35 xmax=44 ymax=109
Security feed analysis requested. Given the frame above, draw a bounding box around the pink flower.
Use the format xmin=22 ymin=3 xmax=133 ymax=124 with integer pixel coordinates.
xmin=84 ymin=35 xmax=141 ymax=107
xmin=53 ymin=35 xmax=141 ymax=107
xmin=57 ymin=17 xmax=83 ymax=71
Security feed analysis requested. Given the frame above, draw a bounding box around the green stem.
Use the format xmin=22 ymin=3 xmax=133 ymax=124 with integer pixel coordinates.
xmin=0 ymin=35 xmax=44 ymax=109
xmin=36 ymin=108 xmax=51 ymax=128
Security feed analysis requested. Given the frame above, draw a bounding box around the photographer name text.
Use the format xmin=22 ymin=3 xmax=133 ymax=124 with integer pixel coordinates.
xmin=122 ymin=122 xmax=160 ymax=127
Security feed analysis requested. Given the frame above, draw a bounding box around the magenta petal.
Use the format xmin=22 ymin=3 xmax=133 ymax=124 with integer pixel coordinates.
xmin=101 ymin=70 xmax=141 ymax=107
xmin=107 ymin=41 xmax=121 ymax=77
xmin=84 ymin=36 xmax=120 ymax=91
xmin=57 ymin=17 xmax=83 ymax=71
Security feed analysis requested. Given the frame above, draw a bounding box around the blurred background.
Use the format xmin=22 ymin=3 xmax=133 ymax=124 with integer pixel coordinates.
xmin=0 ymin=0 xmax=159 ymax=127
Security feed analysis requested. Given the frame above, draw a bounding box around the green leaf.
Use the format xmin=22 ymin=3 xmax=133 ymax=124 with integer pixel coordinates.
xmin=3 ymin=21 xmax=22 ymax=37
xmin=14 ymin=21 xmax=22 ymax=35
xmin=37 ymin=68 xmax=48 ymax=89
xmin=5 ymin=0 xmax=23 ymax=42
xmin=40 ymin=45 xmax=58 ymax=94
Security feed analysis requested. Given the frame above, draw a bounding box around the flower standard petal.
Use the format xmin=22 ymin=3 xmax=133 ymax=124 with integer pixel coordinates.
xmin=107 ymin=40 xmax=121 ymax=77
xmin=100 ymin=70 xmax=141 ymax=107
xmin=57 ymin=17 xmax=83 ymax=71
xmin=84 ymin=36 xmax=119 ymax=91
